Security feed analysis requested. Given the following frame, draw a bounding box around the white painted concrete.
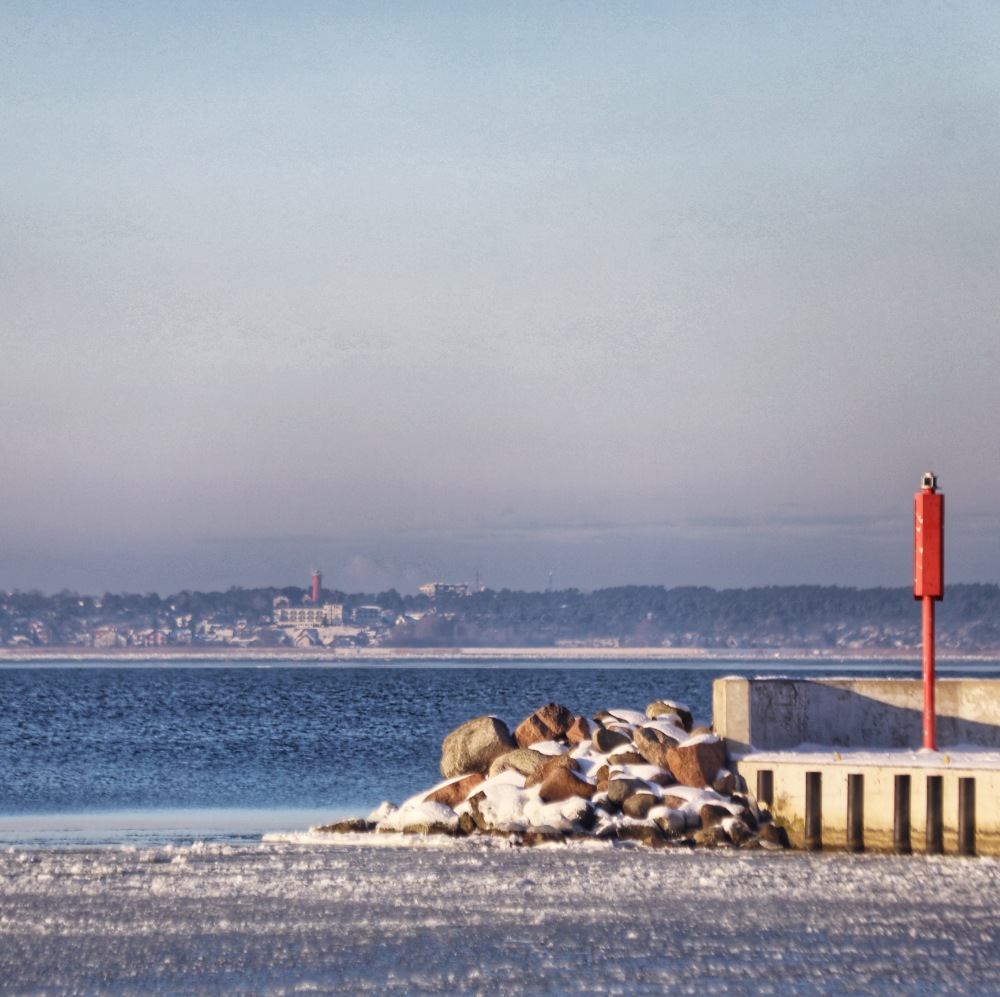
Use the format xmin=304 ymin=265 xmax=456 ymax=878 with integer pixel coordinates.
xmin=713 ymin=678 xmax=1000 ymax=854
xmin=714 ymin=676 xmax=1000 ymax=753
xmin=732 ymin=751 xmax=1000 ymax=854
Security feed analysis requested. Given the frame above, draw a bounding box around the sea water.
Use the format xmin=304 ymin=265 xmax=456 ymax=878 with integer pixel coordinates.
xmin=0 ymin=658 xmax=989 ymax=846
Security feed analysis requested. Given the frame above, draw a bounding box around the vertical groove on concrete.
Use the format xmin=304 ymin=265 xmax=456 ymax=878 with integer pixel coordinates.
xmin=894 ymin=774 xmax=912 ymax=855
xmin=926 ymin=775 xmax=943 ymax=854
xmin=958 ymin=777 xmax=976 ymax=857
xmin=846 ymin=773 xmax=864 ymax=852
xmin=757 ymin=769 xmax=773 ymax=807
xmin=805 ymin=771 xmax=822 ymax=851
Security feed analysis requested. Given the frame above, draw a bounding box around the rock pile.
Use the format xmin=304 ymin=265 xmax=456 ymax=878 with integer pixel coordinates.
xmin=316 ymin=699 xmax=789 ymax=849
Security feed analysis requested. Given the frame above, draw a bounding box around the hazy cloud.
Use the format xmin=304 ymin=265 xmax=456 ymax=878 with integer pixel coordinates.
xmin=2 ymin=1 xmax=998 ymax=594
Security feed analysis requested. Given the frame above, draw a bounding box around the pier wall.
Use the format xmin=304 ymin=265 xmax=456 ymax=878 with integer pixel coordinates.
xmin=713 ymin=676 xmax=1000 ymax=754
xmin=713 ymin=677 xmax=1000 ymax=855
xmin=733 ymin=753 xmax=1000 ymax=854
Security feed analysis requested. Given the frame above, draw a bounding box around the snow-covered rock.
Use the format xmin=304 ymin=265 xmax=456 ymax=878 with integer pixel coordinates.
xmin=375 ymin=801 xmax=459 ymax=835
xmin=320 ymin=698 xmax=788 ymax=850
xmin=645 ymin=698 xmax=694 ymax=731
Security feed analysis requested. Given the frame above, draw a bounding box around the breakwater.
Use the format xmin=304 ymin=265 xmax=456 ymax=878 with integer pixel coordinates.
xmin=317 ymin=698 xmax=788 ymax=849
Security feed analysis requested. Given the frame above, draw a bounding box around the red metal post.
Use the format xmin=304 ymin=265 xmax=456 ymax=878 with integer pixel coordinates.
xmin=914 ymin=473 xmax=944 ymax=751
xmin=922 ymin=594 xmax=936 ymax=750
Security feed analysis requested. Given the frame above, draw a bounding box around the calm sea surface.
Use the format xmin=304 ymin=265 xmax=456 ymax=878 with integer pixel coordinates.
xmin=2 ymin=658 xmax=996 ymax=845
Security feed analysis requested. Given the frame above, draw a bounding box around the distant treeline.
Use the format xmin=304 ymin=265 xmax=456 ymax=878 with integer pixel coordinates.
xmin=385 ymin=583 xmax=1000 ymax=650
xmin=3 ymin=583 xmax=1000 ymax=650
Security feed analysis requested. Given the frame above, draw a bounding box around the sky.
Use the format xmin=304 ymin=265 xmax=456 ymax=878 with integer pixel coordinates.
xmin=2 ymin=1 xmax=999 ymax=596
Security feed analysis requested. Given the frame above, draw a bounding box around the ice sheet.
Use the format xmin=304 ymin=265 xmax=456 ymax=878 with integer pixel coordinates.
xmin=1 ymin=840 xmax=998 ymax=995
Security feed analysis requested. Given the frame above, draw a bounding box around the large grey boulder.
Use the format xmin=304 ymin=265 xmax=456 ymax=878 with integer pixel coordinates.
xmin=440 ymin=715 xmax=517 ymax=778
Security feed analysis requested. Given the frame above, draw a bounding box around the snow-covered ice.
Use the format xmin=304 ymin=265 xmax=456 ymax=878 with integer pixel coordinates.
xmin=1 ymin=840 xmax=999 ymax=995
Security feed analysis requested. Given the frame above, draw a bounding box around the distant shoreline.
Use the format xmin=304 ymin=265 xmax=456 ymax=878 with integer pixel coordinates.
xmin=0 ymin=645 xmax=997 ymax=664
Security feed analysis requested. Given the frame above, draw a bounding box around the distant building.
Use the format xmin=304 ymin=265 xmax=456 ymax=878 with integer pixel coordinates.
xmin=272 ymin=595 xmax=344 ymax=627
xmin=419 ymin=583 xmax=470 ymax=599
xmin=93 ymin=626 xmax=128 ymax=648
xmin=353 ymin=605 xmax=383 ymax=626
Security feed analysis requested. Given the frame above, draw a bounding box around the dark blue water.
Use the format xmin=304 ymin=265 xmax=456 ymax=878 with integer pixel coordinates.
xmin=0 ymin=659 xmax=987 ymax=821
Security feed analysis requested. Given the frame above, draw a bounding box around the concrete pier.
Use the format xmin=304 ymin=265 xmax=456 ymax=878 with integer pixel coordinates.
xmin=714 ymin=677 xmax=1000 ymax=855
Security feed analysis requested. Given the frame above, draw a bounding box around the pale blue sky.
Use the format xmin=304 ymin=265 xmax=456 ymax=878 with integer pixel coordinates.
xmin=2 ymin=1 xmax=999 ymax=594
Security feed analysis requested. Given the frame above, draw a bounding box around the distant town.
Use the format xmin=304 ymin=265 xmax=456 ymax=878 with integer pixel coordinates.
xmin=2 ymin=572 xmax=1000 ymax=653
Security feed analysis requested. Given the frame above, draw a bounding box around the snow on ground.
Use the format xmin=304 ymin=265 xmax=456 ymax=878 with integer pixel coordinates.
xmin=1 ymin=840 xmax=999 ymax=995
xmin=733 ymin=746 xmax=1000 ymax=769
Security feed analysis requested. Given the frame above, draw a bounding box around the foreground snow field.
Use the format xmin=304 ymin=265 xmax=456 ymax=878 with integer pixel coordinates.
xmin=1 ymin=839 xmax=998 ymax=996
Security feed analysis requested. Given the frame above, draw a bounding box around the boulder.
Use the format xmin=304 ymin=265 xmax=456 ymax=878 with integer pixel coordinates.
xmin=757 ymin=822 xmax=791 ymax=849
xmin=602 ymin=708 xmax=647 ymax=726
xmin=525 ymin=752 xmax=578 ymax=789
xmin=607 ymin=748 xmax=648 ymax=766
xmin=712 ymin=769 xmax=737 ymax=796
xmin=565 ymin=715 xmax=592 ymax=744
xmin=693 ymin=825 xmax=732 ymax=848
xmin=615 ymin=822 xmax=665 ymax=846
xmin=400 ymin=819 xmax=457 ymax=836
xmin=538 ymin=766 xmax=595 ymax=803
xmin=646 ymin=768 xmax=676 ymax=788
xmin=652 ymin=808 xmax=687 ymax=836
xmin=622 ymin=793 xmax=657 ymax=819
xmin=633 ymin=726 xmax=680 ymax=768
xmin=520 ymin=828 xmax=569 ymax=846
xmin=312 ymin=817 xmax=368 ymax=834
xmin=607 ymin=777 xmax=649 ymax=807
xmin=667 ymin=737 xmax=727 ymax=789
xmin=488 ymin=748 xmax=548 ymax=779
xmin=514 ymin=714 xmax=556 ymax=748
xmin=564 ymin=799 xmax=597 ymax=831
xmin=722 ymin=817 xmax=754 ymax=846
xmin=376 ymin=801 xmax=459 ymax=835
xmin=424 ymin=772 xmax=485 ymax=808
xmin=699 ymin=803 xmax=733 ymax=829
xmin=466 ymin=791 xmax=491 ymax=831
xmin=440 ymin=715 xmax=517 ymax=778
xmin=732 ymin=791 xmax=760 ymax=820
xmin=514 ymin=702 xmax=576 ymax=747
xmin=645 ymin=700 xmax=693 ymax=732
xmin=592 ymin=727 xmax=632 ymax=753
xmin=729 ymin=800 xmax=758 ymax=832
